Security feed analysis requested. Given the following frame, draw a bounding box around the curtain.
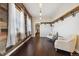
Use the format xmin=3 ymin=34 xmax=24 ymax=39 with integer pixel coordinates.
xmin=6 ymin=3 xmax=16 ymax=48
xmin=19 ymin=11 xmax=25 ymax=40
xmin=27 ymin=15 xmax=32 ymax=36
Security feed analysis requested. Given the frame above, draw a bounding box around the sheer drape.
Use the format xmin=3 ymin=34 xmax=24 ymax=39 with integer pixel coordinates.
xmin=27 ymin=15 xmax=32 ymax=36
xmin=6 ymin=3 xmax=16 ymax=48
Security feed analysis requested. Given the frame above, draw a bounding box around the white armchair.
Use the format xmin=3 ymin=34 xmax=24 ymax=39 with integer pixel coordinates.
xmin=54 ymin=35 xmax=77 ymax=55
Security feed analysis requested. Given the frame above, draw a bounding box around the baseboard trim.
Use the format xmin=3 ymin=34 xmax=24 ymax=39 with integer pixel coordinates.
xmin=5 ymin=35 xmax=32 ymax=56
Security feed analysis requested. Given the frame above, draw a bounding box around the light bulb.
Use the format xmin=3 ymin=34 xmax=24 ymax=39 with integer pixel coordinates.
xmin=39 ymin=3 xmax=42 ymax=8
xmin=40 ymin=12 xmax=42 ymax=16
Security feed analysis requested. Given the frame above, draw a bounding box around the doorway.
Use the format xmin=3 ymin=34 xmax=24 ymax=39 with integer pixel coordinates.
xmin=35 ymin=23 xmax=40 ymax=39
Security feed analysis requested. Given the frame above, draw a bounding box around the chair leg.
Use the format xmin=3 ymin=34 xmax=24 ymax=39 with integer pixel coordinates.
xmin=70 ymin=52 xmax=73 ymax=56
xmin=55 ymin=48 xmax=57 ymax=51
xmin=54 ymin=48 xmax=57 ymax=56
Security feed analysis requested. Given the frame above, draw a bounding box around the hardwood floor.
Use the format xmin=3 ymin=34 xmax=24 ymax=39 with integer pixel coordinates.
xmin=11 ymin=37 xmax=79 ymax=56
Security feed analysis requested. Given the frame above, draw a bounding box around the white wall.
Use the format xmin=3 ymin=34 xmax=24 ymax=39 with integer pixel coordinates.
xmin=40 ymin=24 xmax=52 ymax=37
xmin=32 ymin=18 xmax=53 ymax=37
xmin=53 ymin=15 xmax=79 ymax=37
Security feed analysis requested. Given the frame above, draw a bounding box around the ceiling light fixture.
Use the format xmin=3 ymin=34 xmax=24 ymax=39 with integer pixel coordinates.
xmin=71 ymin=11 xmax=76 ymax=17
xmin=39 ymin=3 xmax=42 ymax=20
xmin=40 ymin=10 xmax=42 ymax=16
xmin=39 ymin=3 xmax=42 ymax=8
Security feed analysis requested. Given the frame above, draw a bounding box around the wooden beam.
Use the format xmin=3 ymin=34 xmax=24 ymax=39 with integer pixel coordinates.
xmin=53 ymin=6 xmax=79 ymax=23
xmin=41 ymin=5 xmax=79 ymax=24
xmin=0 ymin=5 xmax=8 ymax=12
xmin=15 ymin=3 xmax=32 ymax=18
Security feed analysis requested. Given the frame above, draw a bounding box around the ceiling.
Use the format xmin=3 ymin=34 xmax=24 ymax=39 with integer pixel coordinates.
xmin=23 ymin=3 xmax=79 ymax=19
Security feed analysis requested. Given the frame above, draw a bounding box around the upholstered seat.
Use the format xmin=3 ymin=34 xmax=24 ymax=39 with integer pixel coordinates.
xmin=54 ymin=35 xmax=77 ymax=55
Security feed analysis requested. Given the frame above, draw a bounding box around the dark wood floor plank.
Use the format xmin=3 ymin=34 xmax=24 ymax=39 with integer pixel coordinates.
xmin=12 ymin=37 xmax=79 ymax=56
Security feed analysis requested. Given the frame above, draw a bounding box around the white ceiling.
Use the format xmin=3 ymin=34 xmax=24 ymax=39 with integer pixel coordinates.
xmin=23 ymin=3 xmax=79 ymax=19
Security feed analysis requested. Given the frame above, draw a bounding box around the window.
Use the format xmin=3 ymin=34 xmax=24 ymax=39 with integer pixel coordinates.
xmin=15 ymin=7 xmax=21 ymax=44
xmin=15 ymin=5 xmax=25 ymax=44
xmin=27 ymin=15 xmax=32 ymax=36
xmin=6 ymin=3 xmax=26 ymax=50
xmin=6 ymin=3 xmax=32 ymax=55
